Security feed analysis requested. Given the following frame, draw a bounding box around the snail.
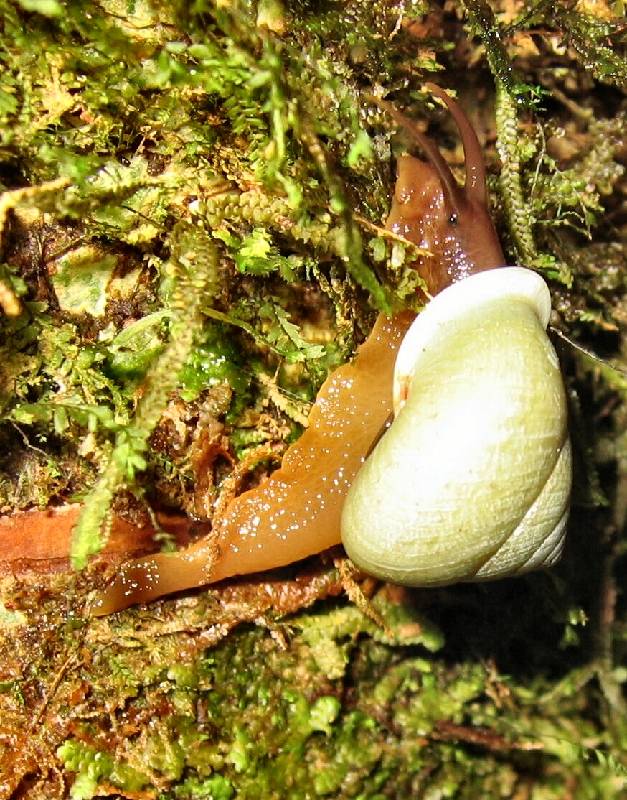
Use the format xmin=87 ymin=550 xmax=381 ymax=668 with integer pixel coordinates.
xmin=341 ymin=86 xmax=571 ymax=584
xmin=91 ymin=86 xmax=570 ymax=616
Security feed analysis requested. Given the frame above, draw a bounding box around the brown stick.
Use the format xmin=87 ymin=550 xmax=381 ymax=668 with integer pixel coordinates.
xmin=0 ymin=505 xmax=196 ymax=575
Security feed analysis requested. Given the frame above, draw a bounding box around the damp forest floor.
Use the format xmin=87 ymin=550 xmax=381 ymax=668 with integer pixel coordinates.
xmin=0 ymin=1 xmax=626 ymax=798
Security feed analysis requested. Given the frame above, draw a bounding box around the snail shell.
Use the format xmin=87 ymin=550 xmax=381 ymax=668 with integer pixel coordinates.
xmin=341 ymin=267 xmax=571 ymax=586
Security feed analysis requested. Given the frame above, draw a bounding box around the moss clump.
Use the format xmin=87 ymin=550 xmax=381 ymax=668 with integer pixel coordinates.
xmin=3 ymin=580 xmax=626 ymax=799
xmin=56 ymin=740 xmax=150 ymax=800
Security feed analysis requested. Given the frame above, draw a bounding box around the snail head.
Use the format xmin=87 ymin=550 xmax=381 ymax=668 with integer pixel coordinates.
xmin=380 ymin=84 xmax=505 ymax=295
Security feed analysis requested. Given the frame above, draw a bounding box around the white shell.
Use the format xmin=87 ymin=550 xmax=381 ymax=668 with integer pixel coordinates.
xmin=341 ymin=267 xmax=571 ymax=586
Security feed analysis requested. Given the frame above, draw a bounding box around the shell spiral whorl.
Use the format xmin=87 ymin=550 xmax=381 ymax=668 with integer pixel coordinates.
xmin=341 ymin=267 xmax=572 ymax=587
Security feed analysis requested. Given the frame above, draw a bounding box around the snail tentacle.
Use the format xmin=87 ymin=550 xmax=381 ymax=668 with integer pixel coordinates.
xmin=425 ymin=83 xmax=487 ymax=206
xmin=376 ymin=98 xmax=465 ymax=215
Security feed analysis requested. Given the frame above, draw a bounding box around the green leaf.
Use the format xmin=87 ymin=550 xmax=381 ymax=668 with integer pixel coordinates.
xmin=272 ymin=306 xmax=326 ymax=363
xmin=51 ymin=252 xmax=118 ymax=318
xmin=106 ymin=311 xmax=169 ymax=380
xmin=346 ymin=129 xmax=373 ymax=167
xmin=0 ymin=89 xmax=18 ymax=116
xmin=16 ymin=0 xmax=63 ymax=17
xmin=10 ymin=401 xmax=120 ymax=433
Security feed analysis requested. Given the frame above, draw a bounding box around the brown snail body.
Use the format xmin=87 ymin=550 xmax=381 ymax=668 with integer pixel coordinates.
xmin=92 ymin=311 xmax=412 ymax=613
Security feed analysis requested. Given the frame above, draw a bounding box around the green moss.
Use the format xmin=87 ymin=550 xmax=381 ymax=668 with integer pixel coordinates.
xmin=0 ymin=569 xmax=625 ymax=799
xmin=56 ymin=740 xmax=150 ymax=800
xmin=174 ymin=775 xmax=234 ymax=800
xmin=0 ymin=0 xmax=625 ymax=797
xmin=294 ymin=597 xmax=443 ymax=680
xmin=178 ymin=325 xmax=248 ymax=403
xmin=50 ymin=602 xmax=437 ymax=797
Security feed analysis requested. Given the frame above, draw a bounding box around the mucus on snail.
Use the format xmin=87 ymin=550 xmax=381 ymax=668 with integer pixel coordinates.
xmin=91 ymin=85 xmax=571 ymax=616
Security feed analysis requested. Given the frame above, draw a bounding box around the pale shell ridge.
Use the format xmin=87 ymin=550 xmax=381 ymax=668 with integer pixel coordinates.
xmin=474 ymin=437 xmax=572 ymax=578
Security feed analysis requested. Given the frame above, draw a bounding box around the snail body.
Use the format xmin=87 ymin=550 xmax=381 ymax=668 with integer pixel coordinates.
xmin=341 ymin=267 xmax=571 ymax=585
xmin=92 ymin=311 xmax=413 ymax=615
